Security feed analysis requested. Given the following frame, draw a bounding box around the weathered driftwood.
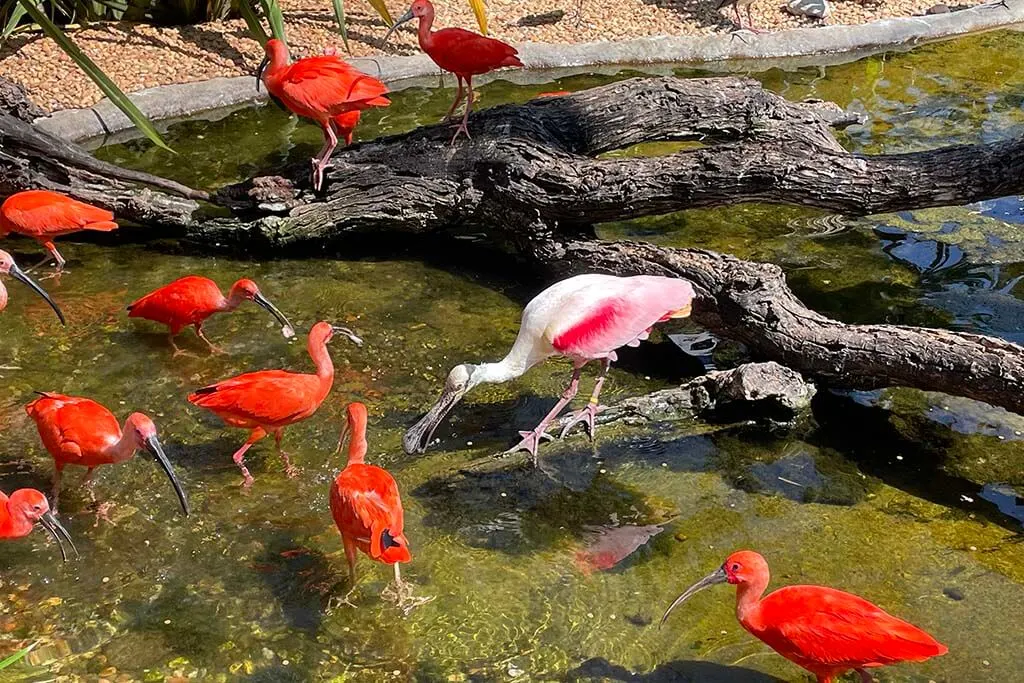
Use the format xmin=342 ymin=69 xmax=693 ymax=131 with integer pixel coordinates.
xmin=3 ymin=75 xmax=1024 ymax=419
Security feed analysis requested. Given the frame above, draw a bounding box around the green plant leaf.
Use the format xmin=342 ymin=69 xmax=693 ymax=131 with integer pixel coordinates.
xmin=330 ymin=0 xmax=350 ymax=52
xmin=237 ymin=0 xmax=268 ymax=45
xmin=366 ymin=0 xmax=392 ymax=26
xmin=1 ymin=0 xmax=28 ymax=38
xmin=18 ymin=0 xmax=173 ymax=152
xmin=0 ymin=642 xmax=37 ymax=671
xmin=468 ymin=0 xmax=486 ymax=34
xmin=259 ymin=0 xmax=285 ymax=42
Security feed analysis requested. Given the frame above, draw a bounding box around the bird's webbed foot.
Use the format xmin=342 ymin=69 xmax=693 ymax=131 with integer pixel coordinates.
xmin=506 ymin=428 xmax=555 ymax=465
xmin=559 ymin=402 xmax=607 ymax=440
xmin=91 ymin=501 xmax=117 ymax=528
xmin=382 ymin=579 xmax=434 ymax=615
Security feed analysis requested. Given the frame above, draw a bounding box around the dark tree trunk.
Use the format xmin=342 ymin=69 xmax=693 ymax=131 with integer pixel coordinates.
xmin=3 ymin=75 xmax=1024 ymax=417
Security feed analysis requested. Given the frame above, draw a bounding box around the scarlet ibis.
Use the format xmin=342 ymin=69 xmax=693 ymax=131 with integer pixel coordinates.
xmin=188 ymin=321 xmax=362 ymax=488
xmin=0 ymin=488 xmax=77 ymax=561
xmin=403 ymin=274 xmax=695 ymax=463
xmin=330 ymin=402 xmax=427 ymax=609
xmin=256 ymin=38 xmax=390 ymax=191
xmin=0 ymin=250 xmax=65 ymax=324
xmin=384 ymin=0 xmax=523 ymax=143
xmin=127 ymin=275 xmax=295 ymax=355
xmin=660 ymin=551 xmax=948 ymax=683
xmin=25 ymin=392 xmax=190 ymax=521
xmin=0 ymin=190 xmax=117 ymax=273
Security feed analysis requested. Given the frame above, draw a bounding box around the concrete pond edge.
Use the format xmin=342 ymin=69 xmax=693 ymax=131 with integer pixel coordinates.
xmin=33 ymin=0 xmax=1024 ymax=145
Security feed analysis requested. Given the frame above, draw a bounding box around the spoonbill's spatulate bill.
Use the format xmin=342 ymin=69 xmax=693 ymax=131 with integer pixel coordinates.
xmin=0 ymin=190 xmax=117 ymax=273
xmin=188 ymin=321 xmax=362 ymax=488
xmin=403 ymin=273 xmax=696 ymax=463
xmin=660 ymin=550 xmax=948 ymax=683
xmin=256 ymin=38 xmax=390 ymax=191
xmin=384 ymin=0 xmax=523 ymax=143
xmin=0 ymin=488 xmax=77 ymax=562
xmin=25 ymin=393 xmax=190 ymax=520
xmin=0 ymin=249 xmax=65 ymax=324
xmin=127 ymin=275 xmax=294 ymax=355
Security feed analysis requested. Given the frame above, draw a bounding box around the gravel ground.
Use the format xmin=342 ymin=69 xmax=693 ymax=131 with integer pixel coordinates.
xmin=0 ymin=0 xmax=963 ymax=113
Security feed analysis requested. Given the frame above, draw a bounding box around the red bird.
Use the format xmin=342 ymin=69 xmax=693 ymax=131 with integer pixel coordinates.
xmin=0 ymin=190 xmax=117 ymax=273
xmin=188 ymin=321 xmax=362 ymax=488
xmin=256 ymin=38 xmax=390 ymax=191
xmin=660 ymin=551 xmax=948 ymax=683
xmin=0 ymin=250 xmax=65 ymax=324
xmin=127 ymin=275 xmax=294 ymax=355
xmin=0 ymin=488 xmax=76 ymax=561
xmin=331 ymin=402 xmax=427 ymax=608
xmin=385 ymin=0 xmax=523 ymax=142
xmin=25 ymin=393 xmax=190 ymax=521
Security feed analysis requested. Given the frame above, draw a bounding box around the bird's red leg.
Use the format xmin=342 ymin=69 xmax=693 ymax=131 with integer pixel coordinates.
xmin=36 ymin=242 xmax=66 ymax=279
xmin=274 ymin=429 xmax=299 ymax=478
xmin=232 ymin=428 xmax=266 ymax=488
xmin=381 ymin=561 xmax=433 ymax=613
xmin=855 ymin=670 xmax=873 ymax=683
xmin=507 ymin=366 xmax=583 ymax=464
xmin=559 ymin=358 xmax=611 ymax=440
xmin=451 ymin=76 xmax=474 ymax=145
xmin=168 ymin=332 xmax=198 ymax=359
xmin=312 ymin=123 xmax=339 ymax=191
xmin=746 ymin=5 xmax=765 ymax=33
xmin=442 ymin=75 xmax=465 ymax=123
xmin=328 ymin=535 xmax=360 ymax=610
xmin=194 ymin=323 xmax=225 ymax=355
xmin=81 ymin=467 xmax=115 ymax=527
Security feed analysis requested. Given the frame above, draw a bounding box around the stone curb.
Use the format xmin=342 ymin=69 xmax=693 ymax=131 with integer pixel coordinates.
xmin=33 ymin=0 xmax=1024 ymax=144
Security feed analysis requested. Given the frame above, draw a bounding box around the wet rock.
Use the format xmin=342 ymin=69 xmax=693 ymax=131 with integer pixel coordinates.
xmin=516 ymin=10 xmax=565 ymax=27
xmin=943 ymin=586 xmax=965 ymax=600
xmin=0 ymin=75 xmax=45 ymax=122
xmin=926 ymin=3 xmax=951 ymax=12
xmin=787 ymin=0 xmax=831 ymax=19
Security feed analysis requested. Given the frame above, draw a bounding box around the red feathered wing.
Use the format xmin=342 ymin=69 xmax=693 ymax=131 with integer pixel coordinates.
xmin=273 ymin=56 xmax=389 ymax=121
xmin=25 ymin=392 xmax=122 ymax=466
xmin=426 ymin=28 xmax=522 ymax=76
xmin=1 ymin=190 xmax=116 ymax=238
xmin=188 ymin=371 xmax=325 ymax=429
xmin=330 ymin=463 xmax=411 ymax=564
xmin=127 ymin=275 xmax=224 ymax=332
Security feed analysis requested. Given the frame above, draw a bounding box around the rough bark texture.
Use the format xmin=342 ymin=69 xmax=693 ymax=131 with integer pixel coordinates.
xmin=3 ymin=75 xmax=1024 ymax=418
xmin=0 ymin=76 xmax=45 ymax=123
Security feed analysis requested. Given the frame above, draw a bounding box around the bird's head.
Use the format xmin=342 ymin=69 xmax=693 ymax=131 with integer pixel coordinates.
xmin=256 ymin=38 xmax=290 ymax=90
xmin=383 ymin=0 xmax=433 ymax=43
xmin=126 ymin=413 xmax=190 ymax=517
xmin=8 ymin=488 xmax=77 ymax=562
xmin=659 ymin=551 xmax=769 ymax=628
xmin=402 ymin=362 xmax=479 ymax=454
xmin=0 ymin=249 xmax=65 ymax=324
xmin=229 ymin=279 xmax=294 ymax=338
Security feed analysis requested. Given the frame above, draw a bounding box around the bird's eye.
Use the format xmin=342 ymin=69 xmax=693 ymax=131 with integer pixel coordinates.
xmin=731 ymin=563 xmax=740 ymax=571
xmin=33 ymin=505 xmax=41 ymax=511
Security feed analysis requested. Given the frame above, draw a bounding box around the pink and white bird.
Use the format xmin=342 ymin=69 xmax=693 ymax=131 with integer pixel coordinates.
xmin=403 ymin=274 xmax=696 ymax=463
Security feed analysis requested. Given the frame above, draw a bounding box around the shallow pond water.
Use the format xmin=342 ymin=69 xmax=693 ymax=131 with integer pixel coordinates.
xmin=2 ymin=29 xmax=1024 ymax=683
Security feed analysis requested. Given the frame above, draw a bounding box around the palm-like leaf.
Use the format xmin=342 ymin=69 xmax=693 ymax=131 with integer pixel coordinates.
xmin=330 ymin=0 xmax=350 ymax=51
xmin=467 ymin=0 xmax=486 ymax=34
xmin=0 ymin=642 xmax=36 ymax=670
xmin=365 ymin=0 xmax=392 ymax=25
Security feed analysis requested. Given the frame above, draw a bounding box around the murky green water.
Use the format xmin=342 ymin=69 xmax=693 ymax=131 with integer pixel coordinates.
xmin=2 ymin=29 xmax=1024 ymax=682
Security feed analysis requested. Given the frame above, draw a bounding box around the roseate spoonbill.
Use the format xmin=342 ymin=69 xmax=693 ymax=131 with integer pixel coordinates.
xmin=25 ymin=392 xmax=190 ymax=522
xmin=660 ymin=551 xmax=948 ymax=683
xmin=0 ymin=250 xmax=65 ymax=324
xmin=1 ymin=488 xmax=77 ymax=561
xmin=384 ymin=0 xmax=523 ymax=143
xmin=256 ymin=38 xmax=390 ymax=191
xmin=330 ymin=402 xmax=429 ymax=610
xmin=403 ymin=274 xmax=695 ymax=464
xmin=188 ymin=321 xmax=363 ymax=488
xmin=0 ymin=190 xmax=117 ymax=273
xmin=127 ymin=276 xmax=295 ymax=355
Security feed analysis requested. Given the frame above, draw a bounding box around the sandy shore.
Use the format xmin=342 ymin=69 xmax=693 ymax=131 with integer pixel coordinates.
xmin=1 ymin=0 xmax=955 ymax=113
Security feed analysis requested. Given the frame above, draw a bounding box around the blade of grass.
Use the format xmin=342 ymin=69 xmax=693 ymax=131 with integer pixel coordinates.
xmin=259 ymin=0 xmax=285 ymax=42
xmin=468 ymin=0 xmax=486 ymax=34
xmin=0 ymin=642 xmax=37 ymax=671
xmin=18 ymin=0 xmax=173 ymax=152
xmin=366 ymin=0 xmax=392 ymax=26
xmin=237 ymin=0 xmax=268 ymax=45
xmin=1 ymin=0 xmax=28 ymax=38
xmin=330 ymin=0 xmax=350 ymax=52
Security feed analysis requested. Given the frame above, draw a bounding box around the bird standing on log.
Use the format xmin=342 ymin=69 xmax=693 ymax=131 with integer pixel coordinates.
xmin=127 ymin=276 xmax=295 ymax=356
xmin=256 ymin=38 xmax=390 ymax=191
xmin=660 ymin=551 xmax=948 ymax=683
xmin=403 ymin=274 xmax=695 ymax=463
xmin=0 ymin=250 xmax=65 ymax=324
xmin=188 ymin=321 xmax=362 ymax=488
xmin=0 ymin=189 xmax=117 ymax=274
xmin=384 ymin=0 xmax=523 ymax=143
xmin=25 ymin=393 xmax=190 ymax=523
xmin=0 ymin=488 xmax=77 ymax=561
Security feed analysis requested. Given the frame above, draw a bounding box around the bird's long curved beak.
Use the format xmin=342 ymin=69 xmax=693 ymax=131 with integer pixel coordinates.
xmin=145 ymin=435 xmax=190 ymax=516
xmin=253 ymin=291 xmax=295 ymax=339
xmin=660 ymin=566 xmax=728 ymax=628
xmin=331 ymin=325 xmax=364 ymax=347
xmin=38 ymin=511 xmax=78 ymax=562
xmin=403 ymin=384 xmax=467 ymax=454
xmin=10 ymin=262 xmax=65 ymax=325
xmin=336 ymin=420 xmax=350 ymax=456
xmin=255 ymin=55 xmax=270 ymax=91
xmin=382 ymin=9 xmax=415 ymax=44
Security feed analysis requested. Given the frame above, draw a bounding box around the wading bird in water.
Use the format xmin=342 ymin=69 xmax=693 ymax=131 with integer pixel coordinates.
xmin=660 ymin=551 xmax=948 ymax=683
xmin=127 ymin=276 xmax=295 ymax=355
xmin=384 ymin=0 xmax=523 ymax=143
xmin=0 ymin=488 xmax=77 ymax=561
xmin=403 ymin=274 xmax=695 ymax=463
xmin=0 ymin=250 xmax=65 ymax=324
xmin=188 ymin=321 xmax=362 ymax=488
xmin=256 ymin=38 xmax=390 ymax=191
xmin=0 ymin=190 xmax=117 ymax=274
xmin=25 ymin=393 xmax=190 ymax=523
xmin=330 ymin=402 xmax=430 ymax=611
